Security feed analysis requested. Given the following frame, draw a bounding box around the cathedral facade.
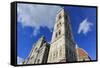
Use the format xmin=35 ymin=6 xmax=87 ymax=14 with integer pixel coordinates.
xmin=23 ymin=8 xmax=91 ymax=64
xmin=23 ymin=36 xmax=50 ymax=64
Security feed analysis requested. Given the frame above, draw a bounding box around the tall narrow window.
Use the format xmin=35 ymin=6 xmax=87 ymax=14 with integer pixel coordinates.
xmin=57 ymin=21 xmax=61 ymax=27
xmin=57 ymin=24 xmax=59 ymax=28
xmin=59 ymin=30 xmax=61 ymax=35
xmin=59 ymin=14 xmax=62 ymax=20
xmin=59 ymin=22 xmax=61 ymax=26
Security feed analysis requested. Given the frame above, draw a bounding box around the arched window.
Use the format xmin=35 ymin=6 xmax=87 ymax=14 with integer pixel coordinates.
xmin=57 ymin=24 xmax=59 ymax=28
xmin=59 ymin=22 xmax=61 ymax=26
xmin=59 ymin=14 xmax=62 ymax=20
xmin=59 ymin=30 xmax=61 ymax=35
xmin=57 ymin=22 xmax=62 ymax=29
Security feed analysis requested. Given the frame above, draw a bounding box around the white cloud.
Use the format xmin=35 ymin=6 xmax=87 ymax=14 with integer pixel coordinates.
xmin=17 ymin=3 xmax=61 ymax=36
xmin=78 ymin=18 xmax=93 ymax=35
xmin=17 ymin=56 xmax=24 ymax=65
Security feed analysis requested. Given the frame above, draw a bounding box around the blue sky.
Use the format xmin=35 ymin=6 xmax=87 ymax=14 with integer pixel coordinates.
xmin=17 ymin=3 xmax=97 ymax=64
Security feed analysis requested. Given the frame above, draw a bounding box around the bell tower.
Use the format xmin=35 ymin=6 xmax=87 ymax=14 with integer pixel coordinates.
xmin=47 ymin=8 xmax=77 ymax=63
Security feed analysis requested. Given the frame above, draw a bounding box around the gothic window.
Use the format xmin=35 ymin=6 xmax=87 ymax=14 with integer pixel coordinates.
xmin=57 ymin=24 xmax=59 ymax=28
xmin=58 ymin=14 xmax=62 ymax=20
xmin=57 ymin=22 xmax=62 ymax=29
xmin=58 ymin=30 xmax=61 ymax=35
xmin=55 ymin=30 xmax=61 ymax=39
xmin=57 ymin=24 xmax=59 ymax=29
xmin=59 ymin=22 xmax=61 ymax=26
